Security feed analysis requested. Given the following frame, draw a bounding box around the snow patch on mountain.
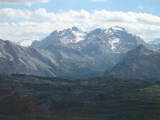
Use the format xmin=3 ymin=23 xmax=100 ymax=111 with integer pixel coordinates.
xmin=72 ymin=31 xmax=85 ymax=43
xmin=54 ymin=27 xmax=86 ymax=44
xmin=149 ymin=39 xmax=160 ymax=45
xmin=109 ymin=38 xmax=120 ymax=50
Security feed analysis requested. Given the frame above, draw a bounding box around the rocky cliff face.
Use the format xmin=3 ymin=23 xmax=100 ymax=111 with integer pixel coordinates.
xmin=31 ymin=26 xmax=145 ymax=78
xmin=0 ymin=39 xmax=57 ymax=77
xmin=107 ymin=45 xmax=160 ymax=81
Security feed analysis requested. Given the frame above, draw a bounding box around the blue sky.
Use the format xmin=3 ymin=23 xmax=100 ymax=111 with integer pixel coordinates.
xmin=1 ymin=0 xmax=159 ymax=15
xmin=0 ymin=0 xmax=160 ymax=46
xmin=45 ymin=0 xmax=159 ymax=15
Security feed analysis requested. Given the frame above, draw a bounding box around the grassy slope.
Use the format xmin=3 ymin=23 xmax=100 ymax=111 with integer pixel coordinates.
xmin=0 ymin=75 xmax=159 ymax=120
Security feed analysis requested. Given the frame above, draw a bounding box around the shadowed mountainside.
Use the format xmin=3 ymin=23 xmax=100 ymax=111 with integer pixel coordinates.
xmin=107 ymin=45 xmax=160 ymax=81
xmin=0 ymin=39 xmax=57 ymax=77
xmin=0 ymin=74 xmax=160 ymax=120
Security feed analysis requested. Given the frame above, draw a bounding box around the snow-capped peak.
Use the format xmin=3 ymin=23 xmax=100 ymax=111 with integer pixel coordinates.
xmin=71 ymin=27 xmax=80 ymax=32
xmin=109 ymin=26 xmax=126 ymax=32
xmin=104 ymin=26 xmax=126 ymax=36
xmin=62 ymin=27 xmax=81 ymax=33
xmin=57 ymin=27 xmax=85 ymax=44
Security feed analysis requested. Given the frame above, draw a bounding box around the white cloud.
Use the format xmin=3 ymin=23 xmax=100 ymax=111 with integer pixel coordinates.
xmin=0 ymin=8 xmax=160 ymax=46
xmin=0 ymin=8 xmax=32 ymax=19
xmin=0 ymin=0 xmax=48 ymax=5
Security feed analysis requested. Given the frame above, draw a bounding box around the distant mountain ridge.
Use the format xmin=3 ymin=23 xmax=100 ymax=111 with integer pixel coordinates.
xmin=0 ymin=26 xmax=160 ymax=79
xmin=0 ymin=39 xmax=57 ymax=77
xmin=31 ymin=26 xmax=146 ymax=78
xmin=106 ymin=45 xmax=160 ymax=81
xmin=150 ymin=38 xmax=160 ymax=46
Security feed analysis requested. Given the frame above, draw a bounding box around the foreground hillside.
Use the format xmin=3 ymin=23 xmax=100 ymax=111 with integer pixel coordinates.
xmin=0 ymin=74 xmax=160 ymax=120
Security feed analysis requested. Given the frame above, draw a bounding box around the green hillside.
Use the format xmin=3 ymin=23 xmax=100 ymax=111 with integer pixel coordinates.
xmin=0 ymin=74 xmax=159 ymax=120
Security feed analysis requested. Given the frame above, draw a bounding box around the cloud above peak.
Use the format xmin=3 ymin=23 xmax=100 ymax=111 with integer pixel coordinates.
xmin=0 ymin=8 xmax=160 ymax=46
xmin=0 ymin=0 xmax=49 ymax=5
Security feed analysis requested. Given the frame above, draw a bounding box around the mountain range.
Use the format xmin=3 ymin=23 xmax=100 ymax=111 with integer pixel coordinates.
xmin=0 ymin=39 xmax=56 ymax=77
xmin=0 ymin=26 xmax=160 ymax=120
xmin=0 ymin=26 xmax=160 ymax=80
